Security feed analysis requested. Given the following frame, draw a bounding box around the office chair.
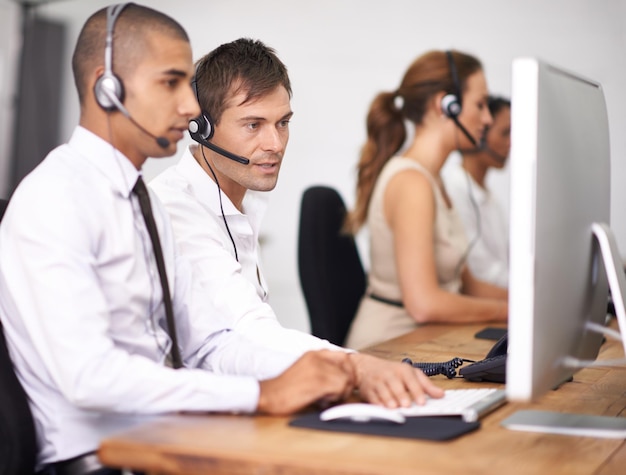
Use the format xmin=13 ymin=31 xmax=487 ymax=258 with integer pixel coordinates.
xmin=297 ymin=186 xmax=366 ymax=346
xmin=0 ymin=197 xmax=39 ymax=475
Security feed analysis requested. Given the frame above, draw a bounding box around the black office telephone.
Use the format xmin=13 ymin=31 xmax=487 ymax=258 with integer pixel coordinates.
xmin=458 ymin=333 xmax=508 ymax=383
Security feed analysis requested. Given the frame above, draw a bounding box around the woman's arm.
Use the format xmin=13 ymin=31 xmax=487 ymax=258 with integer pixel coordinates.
xmin=460 ymin=267 xmax=508 ymax=300
xmin=385 ymin=170 xmax=507 ymax=324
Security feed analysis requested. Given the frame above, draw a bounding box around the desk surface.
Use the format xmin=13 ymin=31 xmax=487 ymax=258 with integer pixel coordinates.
xmin=99 ymin=322 xmax=626 ymax=475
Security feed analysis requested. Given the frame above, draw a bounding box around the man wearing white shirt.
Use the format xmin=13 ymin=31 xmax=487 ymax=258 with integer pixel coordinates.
xmin=0 ymin=5 xmax=356 ymax=474
xmin=444 ymin=96 xmax=511 ymax=288
xmin=150 ymin=38 xmax=443 ymax=408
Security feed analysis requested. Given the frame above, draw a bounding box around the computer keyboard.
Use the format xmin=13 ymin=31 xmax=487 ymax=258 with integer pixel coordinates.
xmin=398 ymin=388 xmax=507 ymax=422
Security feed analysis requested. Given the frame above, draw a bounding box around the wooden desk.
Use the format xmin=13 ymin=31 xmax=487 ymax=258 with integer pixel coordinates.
xmin=99 ymin=322 xmax=626 ymax=475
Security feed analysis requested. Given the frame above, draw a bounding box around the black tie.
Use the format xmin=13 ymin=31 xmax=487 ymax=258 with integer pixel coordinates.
xmin=132 ymin=176 xmax=183 ymax=369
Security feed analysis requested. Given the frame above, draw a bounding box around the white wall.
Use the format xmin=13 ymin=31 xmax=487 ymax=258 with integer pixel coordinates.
xmin=8 ymin=0 xmax=626 ymax=333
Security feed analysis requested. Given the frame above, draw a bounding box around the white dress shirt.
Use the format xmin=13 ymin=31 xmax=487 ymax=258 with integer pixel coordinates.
xmin=443 ymin=162 xmax=509 ymax=287
xmin=0 ymin=127 xmax=296 ymax=468
xmin=149 ymin=145 xmax=343 ymax=355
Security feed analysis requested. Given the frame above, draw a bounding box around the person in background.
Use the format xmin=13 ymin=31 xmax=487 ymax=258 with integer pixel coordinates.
xmin=0 ymin=5 xmax=355 ymax=474
xmin=344 ymin=50 xmax=508 ymax=350
xmin=444 ymin=96 xmax=511 ymax=288
xmin=150 ymin=37 xmax=444 ymax=409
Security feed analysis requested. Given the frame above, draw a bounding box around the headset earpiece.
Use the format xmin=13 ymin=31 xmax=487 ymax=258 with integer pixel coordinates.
xmin=187 ymin=113 xmax=214 ymax=141
xmin=94 ymin=3 xmax=129 ymax=112
xmin=188 ymin=77 xmax=215 ymax=141
xmin=94 ymin=73 xmax=125 ymax=111
xmin=441 ymin=93 xmax=461 ymax=118
xmin=187 ymin=68 xmax=250 ymax=165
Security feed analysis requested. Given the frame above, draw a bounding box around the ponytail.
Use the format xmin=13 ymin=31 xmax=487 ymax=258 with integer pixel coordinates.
xmin=344 ymin=90 xmax=405 ymax=234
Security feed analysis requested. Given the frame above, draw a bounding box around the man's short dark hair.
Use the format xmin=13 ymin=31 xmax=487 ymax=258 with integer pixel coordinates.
xmin=488 ymin=96 xmax=511 ymax=118
xmin=194 ymin=38 xmax=292 ymax=124
xmin=71 ymin=3 xmax=189 ymax=104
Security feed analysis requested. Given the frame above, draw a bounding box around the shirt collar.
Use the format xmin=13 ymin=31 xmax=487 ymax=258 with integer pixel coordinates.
xmin=69 ymin=126 xmax=141 ymax=199
xmin=176 ymin=145 xmax=269 ymax=221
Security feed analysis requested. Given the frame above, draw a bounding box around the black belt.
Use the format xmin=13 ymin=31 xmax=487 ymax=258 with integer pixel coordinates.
xmin=39 ymin=452 xmax=121 ymax=475
xmin=368 ymin=293 xmax=403 ymax=308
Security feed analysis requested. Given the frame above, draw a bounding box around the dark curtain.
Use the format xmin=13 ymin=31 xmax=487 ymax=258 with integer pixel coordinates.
xmin=9 ymin=9 xmax=65 ymax=194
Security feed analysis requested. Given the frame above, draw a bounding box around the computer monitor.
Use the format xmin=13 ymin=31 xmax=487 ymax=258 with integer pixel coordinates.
xmin=503 ymin=57 xmax=626 ymax=437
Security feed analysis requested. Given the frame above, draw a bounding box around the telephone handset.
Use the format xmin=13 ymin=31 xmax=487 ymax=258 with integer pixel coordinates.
xmin=485 ymin=333 xmax=508 ymax=359
xmin=458 ymin=333 xmax=508 ymax=383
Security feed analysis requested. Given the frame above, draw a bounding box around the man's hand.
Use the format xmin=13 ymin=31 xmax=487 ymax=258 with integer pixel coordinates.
xmin=257 ymin=350 xmax=356 ymax=415
xmin=348 ymin=353 xmax=445 ymax=408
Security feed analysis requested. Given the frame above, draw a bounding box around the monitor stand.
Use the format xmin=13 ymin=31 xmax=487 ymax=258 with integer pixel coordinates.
xmin=502 ymin=222 xmax=626 ymax=438
xmin=592 ymin=222 xmax=626 ymax=356
xmin=502 ymin=409 xmax=626 ymax=438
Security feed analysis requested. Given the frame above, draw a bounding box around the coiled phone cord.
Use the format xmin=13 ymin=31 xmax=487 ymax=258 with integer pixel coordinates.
xmin=401 ymin=357 xmax=467 ymax=379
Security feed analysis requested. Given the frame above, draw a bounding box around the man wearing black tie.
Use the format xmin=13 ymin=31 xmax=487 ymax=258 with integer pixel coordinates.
xmin=0 ymin=4 xmax=355 ymax=474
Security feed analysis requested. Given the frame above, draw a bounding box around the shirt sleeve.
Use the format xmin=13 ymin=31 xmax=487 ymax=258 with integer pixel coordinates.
xmin=168 ymin=240 xmax=302 ymax=379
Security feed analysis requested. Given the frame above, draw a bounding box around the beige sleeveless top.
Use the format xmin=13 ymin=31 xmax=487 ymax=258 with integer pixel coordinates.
xmin=345 ymin=157 xmax=469 ymax=350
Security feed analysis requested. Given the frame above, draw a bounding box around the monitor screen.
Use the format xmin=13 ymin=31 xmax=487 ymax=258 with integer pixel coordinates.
xmin=506 ymin=57 xmax=611 ymax=402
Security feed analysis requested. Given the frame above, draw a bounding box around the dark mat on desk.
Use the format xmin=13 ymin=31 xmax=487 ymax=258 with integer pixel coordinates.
xmin=289 ymin=413 xmax=480 ymax=441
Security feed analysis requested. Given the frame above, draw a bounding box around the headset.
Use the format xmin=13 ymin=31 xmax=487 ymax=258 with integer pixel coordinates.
xmin=484 ymin=146 xmax=508 ymax=164
xmin=441 ymin=50 xmax=477 ymax=147
xmin=441 ymin=50 xmax=463 ymax=119
xmin=440 ymin=52 xmax=483 ymax=278
xmin=188 ymin=77 xmax=250 ymax=165
xmin=186 ymin=75 xmax=243 ymax=261
xmin=93 ymin=3 xmax=127 ymax=111
xmin=93 ymin=2 xmax=170 ymax=148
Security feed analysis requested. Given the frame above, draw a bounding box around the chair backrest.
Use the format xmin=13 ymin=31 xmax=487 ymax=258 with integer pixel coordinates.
xmin=0 ymin=325 xmax=38 ymax=475
xmin=297 ymin=186 xmax=366 ymax=346
xmin=0 ymin=199 xmax=8 ymax=222
xmin=0 ymin=198 xmax=38 ymax=475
